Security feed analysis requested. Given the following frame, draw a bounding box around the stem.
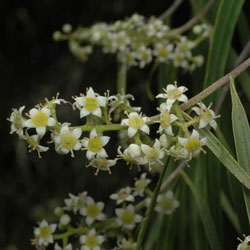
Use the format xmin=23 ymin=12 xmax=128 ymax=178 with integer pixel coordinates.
xmin=180 ymin=57 xmax=250 ymax=111
xmin=136 ymin=157 xmax=170 ymax=250
xmin=117 ymin=56 xmax=127 ymax=94
xmin=159 ymin=0 xmax=184 ymax=20
xmin=160 ymin=160 xmax=188 ymax=192
xmin=146 ymin=62 xmax=159 ymax=101
xmin=167 ymin=0 xmax=216 ymax=36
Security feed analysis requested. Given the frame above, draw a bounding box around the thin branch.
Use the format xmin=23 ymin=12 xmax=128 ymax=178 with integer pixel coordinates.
xmin=168 ymin=0 xmax=216 ymax=36
xmin=159 ymin=0 xmax=184 ymax=20
xmin=215 ymin=41 xmax=250 ymax=114
xmin=160 ymin=160 xmax=188 ymax=192
xmin=180 ymin=57 xmax=250 ymax=111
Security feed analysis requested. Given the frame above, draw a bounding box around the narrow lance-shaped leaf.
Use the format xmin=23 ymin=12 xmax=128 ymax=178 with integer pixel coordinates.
xmin=181 ymin=171 xmax=221 ymax=250
xmin=230 ymin=75 xmax=250 ymax=225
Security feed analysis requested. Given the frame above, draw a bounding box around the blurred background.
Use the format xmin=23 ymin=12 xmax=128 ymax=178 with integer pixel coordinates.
xmin=1 ymin=0 xmax=250 ymax=249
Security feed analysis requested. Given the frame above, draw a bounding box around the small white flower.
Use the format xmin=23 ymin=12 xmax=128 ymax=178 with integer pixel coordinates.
xmin=26 ymin=134 xmax=49 ymax=158
xmin=115 ymin=204 xmax=142 ymax=230
xmin=79 ymin=229 xmax=105 ymax=250
xmin=178 ymin=129 xmax=207 ymax=159
xmin=155 ymin=191 xmax=180 ymax=214
xmin=136 ymin=46 xmax=153 ymax=68
xmin=157 ymin=103 xmax=178 ymax=135
xmin=24 ymin=107 xmax=56 ymax=136
xmin=86 ymin=157 xmax=117 ymax=175
xmin=33 ymin=220 xmax=57 ymax=247
xmin=175 ymin=36 xmax=194 ymax=58
xmin=53 ymin=124 xmax=82 ymax=157
xmin=80 ymin=196 xmax=106 ymax=225
xmin=237 ymin=235 xmax=250 ymax=250
xmin=134 ymin=173 xmax=151 ymax=197
xmin=121 ymin=112 xmax=150 ymax=137
xmin=141 ymin=139 xmax=165 ymax=168
xmin=120 ymin=50 xmax=138 ymax=67
xmin=54 ymin=243 xmax=72 ymax=250
xmin=82 ymin=129 xmax=110 ymax=160
xmin=64 ymin=191 xmax=87 ymax=214
xmin=74 ymin=87 xmax=107 ymax=118
xmin=153 ymin=43 xmax=173 ymax=63
xmin=8 ymin=106 xmax=25 ymax=137
xmin=112 ymin=31 xmax=130 ymax=51
xmin=59 ymin=214 xmax=71 ymax=226
xmin=192 ymin=102 xmax=219 ymax=130
xmin=115 ymin=238 xmax=136 ymax=250
xmin=156 ymin=82 xmax=188 ymax=110
xmin=110 ymin=186 xmax=135 ymax=205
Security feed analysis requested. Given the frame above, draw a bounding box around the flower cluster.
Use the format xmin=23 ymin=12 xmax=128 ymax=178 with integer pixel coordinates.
xmin=31 ymin=171 xmax=179 ymax=249
xmin=53 ymin=14 xmax=212 ymax=71
xmin=8 ymin=83 xmax=219 ymax=172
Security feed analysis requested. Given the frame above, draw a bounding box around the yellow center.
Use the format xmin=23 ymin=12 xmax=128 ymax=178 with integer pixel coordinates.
xmin=201 ymin=109 xmax=213 ymax=123
xmin=88 ymin=138 xmax=102 ymax=152
xmin=186 ymin=139 xmax=201 ymax=152
xmin=85 ymin=97 xmax=98 ymax=112
xmin=141 ymin=52 xmax=149 ymax=61
xmin=13 ymin=114 xmax=22 ymax=129
xmin=40 ymin=226 xmax=51 ymax=239
xmin=158 ymin=48 xmax=169 ymax=58
xmin=86 ymin=235 xmax=98 ymax=248
xmin=121 ymin=212 xmax=134 ymax=225
xmin=117 ymin=36 xmax=126 ymax=45
xmin=87 ymin=205 xmax=100 ymax=218
xmin=60 ymin=133 xmax=77 ymax=149
xmin=128 ymin=116 xmax=144 ymax=129
xmin=179 ymin=43 xmax=188 ymax=53
xmin=146 ymin=148 xmax=159 ymax=162
xmin=160 ymin=112 xmax=171 ymax=128
xmin=32 ymin=113 xmax=48 ymax=127
xmin=159 ymin=198 xmax=173 ymax=211
xmin=168 ymin=89 xmax=181 ymax=99
xmin=123 ymin=155 xmax=138 ymax=165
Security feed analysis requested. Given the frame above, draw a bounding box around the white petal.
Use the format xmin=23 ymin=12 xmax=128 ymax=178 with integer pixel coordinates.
xmin=110 ymin=193 xmax=118 ymax=200
xmin=73 ymin=141 xmax=82 ymax=150
xmin=141 ymin=144 xmax=151 ymax=154
xmin=36 ymin=126 xmax=46 ymax=136
xmin=140 ymin=124 xmax=150 ymax=134
xmin=200 ymin=137 xmax=207 ymax=146
xmin=128 ymin=127 xmax=137 ymax=137
xmin=61 ymin=148 xmax=70 ymax=154
xmin=86 ymin=217 xmax=94 ymax=225
xmin=128 ymin=112 xmax=139 ymax=117
xmin=210 ymin=120 xmax=217 ymax=130
xmin=97 ymin=236 xmax=104 ymax=244
xmin=40 ymin=219 xmax=48 ymax=227
xmin=192 ymin=107 xmax=201 ymax=115
xmin=199 ymin=119 xmax=208 ymax=128
xmin=90 ymin=128 xmax=98 ymax=138
xmin=60 ymin=126 xmax=69 ymax=134
xmin=170 ymin=114 xmax=178 ymax=123
xmin=82 ymin=139 xmax=89 ymax=147
xmin=121 ymin=119 xmax=129 ymax=126
xmin=166 ymin=84 xmax=176 ymax=92
xmin=29 ymin=108 xmax=39 ymax=117
xmin=41 ymin=107 xmax=51 ymax=117
xmin=23 ymin=119 xmax=33 ymax=128
xmin=74 ymin=96 xmax=85 ymax=106
xmin=72 ymin=128 xmax=82 ymax=139
xmin=97 ymin=148 xmax=108 ymax=158
xmin=48 ymin=117 xmax=56 ymax=126
xmin=178 ymin=86 xmax=188 ymax=93
xmin=86 ymin=150 xmax=96 ymax=160
xmin=134 ymin=214 xmax=142 ymax=223
xmin=100 ymin=136 xmax=110 ymax=146
xmin=49 ymin=224 xmax=57 ymax=233
xmin=86 ymin=87 xmax=96 ymax=98
xmin=97 ymin=96 xmax=107 ymax=107
xmin=80 ymin=108 xmax=90 ymax=118
xmin=127 ymin=204 xmax=135 ymax=212
xmin=178 ymin=94 xmax=188 ymax=103
xmin=88 ymin=228 xmax=96 ymax=235
xmin=115 ymin=208 xmax=124 ymax=217
xmin=156 ymin=93 xmax=167 ymax=99
xmin=97 ymin=202 xmax=104 ymax=210
xmin=165 ymin=125 xmax=174 ymax=136
xmin=191 ymin=129 xmax=199 ymax=139
xmin=178 ymin=137 xmax=188 ymax=147
xmin=92 ymin=107 xmax=102 ymax=117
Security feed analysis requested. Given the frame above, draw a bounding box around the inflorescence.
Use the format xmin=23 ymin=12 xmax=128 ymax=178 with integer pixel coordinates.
xmin=53 ymin=14 xmax=212 ymax=71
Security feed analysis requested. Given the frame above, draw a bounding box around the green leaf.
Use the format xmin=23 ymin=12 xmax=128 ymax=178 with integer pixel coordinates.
xmin=203 ymin=0 xmax=245 ymax=102
xmin=199 ymin=128 xmax=250 ymax=189
xmin=230 ymin=76 xmax=250 ymax=225
xmin=181 ymin=171 xmax=221 ymax=250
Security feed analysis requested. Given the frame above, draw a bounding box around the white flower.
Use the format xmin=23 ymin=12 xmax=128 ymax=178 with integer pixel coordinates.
xmin=79 ymin=229 xmax=105 ymax=250
xmin=59 ymin=214 xmax=71 ymax=226
xmin=53 ymin=124 xmax=82 ymax=157
xmin=82 ymin=129 xmax=110 ymax=160
xmin=175 ymin=36 xmax=194 ymax=58
xmin=86 ymin=157 xmax=117 ymax=175
xmin=134 ymin=173 xmax=151 ymax=197
xmin=117 ymin=146 xmax=147 ymax=169
xmin=110 ymin=186 xmax=135 ymax=205
xmin=112 ymin=31 xmax=130 ymax=51
xmin=24 ymin=107 xmax=56 ymax=136
xmin=74 ymin=87 xmax=107 ymax=118
xmin=192 ymin=102 xmax=219 ymax=129
xmin=155 ymin=191 xmax=179 ymax=214
xmin=64 ymin=192 xmax=87 ymax=214
xmin=34 ymin=220 xmax=57 ymax=247
xmin=115 ymin=238 xmax=136 ymax=250
xmin=121 ymin=112 xmax=150 ymax=137
xmin=178 ymin=129 xmax=207 ymax=159
xmin=156 ymin=82 xmax=188 ymax=110
xmin=157 ymin=103 xmax=178 ymax=135
xmin=237 ymin=235 xmax=250 ymax=250
xmin=80 ymin=196 xmax=106 ymax=225
xmin=141 ymin=139 xmax=165 ymax=168
xmin=172 ymin=51 xmax=189 ymax=68
xmin=136 ymin=46 xmax=153 ymax=68
xmin=8 ymin=106 xmax=25 ymax=137
xmin=55 ymin=243 xmax=72 ymax=250
xmin=26 ymin=134 xmax=49 ymax=158
xmin=153 ymin=43 xmax=173 ymax=63
xmin=115 ymin=204 xmax=142 ymax=230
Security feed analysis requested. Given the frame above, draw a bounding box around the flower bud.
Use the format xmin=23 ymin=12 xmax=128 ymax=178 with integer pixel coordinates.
xmin=159 ymin=134 xmax=169 ymax=148
xmin=54 ymin=207 xmax=64 ymax=217
xmin=60 ymin=214 xmax=71 ymax=226
xmin=127 ymin=144 xmax=141 ymax=158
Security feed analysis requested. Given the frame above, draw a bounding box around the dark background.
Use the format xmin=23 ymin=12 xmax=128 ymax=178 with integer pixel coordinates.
xmin=1 ymin=1 xmax=250 ymax=249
